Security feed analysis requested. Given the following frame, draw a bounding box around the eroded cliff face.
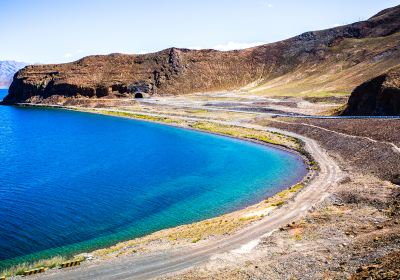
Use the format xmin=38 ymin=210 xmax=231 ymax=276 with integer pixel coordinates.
xmin=342 ymin=66 xmax=400 ymax=116
xmin=2 ymin=48 xmax=262 ymax=104
xmin=2 ymin=5 xmax=400 ymax=105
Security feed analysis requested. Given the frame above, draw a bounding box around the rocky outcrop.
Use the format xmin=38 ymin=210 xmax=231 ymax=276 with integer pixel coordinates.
xmin=342 ymin=66 xmax=400 ymax=116
xmin=2 ymin=5 xmax=400 ymax=104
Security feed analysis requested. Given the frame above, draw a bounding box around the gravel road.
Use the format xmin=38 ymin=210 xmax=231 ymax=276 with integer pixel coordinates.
xmin=34 ymin=114 xmax=343 ymax=280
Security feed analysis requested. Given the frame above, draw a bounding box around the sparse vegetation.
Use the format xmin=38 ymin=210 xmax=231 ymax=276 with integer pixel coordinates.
xmin=2 ymin=3 xmax=400 ymax=279
xmin=191 ymin=237 xmax=201 ymax=243
xmin=321 ymin=104 xmax=348 ymax=116
xmin=94 ymin=242 xmax=127 ymax=256
xmin=309 ymin=160 xmax=319 ymax=170
xmin=294 ymin=233 xmax=302 ymax=241
xmin=276 ymin=184 xmax=305 ymax=199
xmin=90 ymin=177 xmax=310 ymax=258
xmin=189 ymin=122 xmax=301 ymax=150
xmin=0 ymin=255 xmax=84 ymax=277
xmin=290 ymin=183 xmax=304 ymax=193
xmin=271 ymin=201 xmax=285 ymax=207
xmin=3 ymin=99 xmax=315 ymax=271
xmin=100 ymin=110 xmax=177 ymax=124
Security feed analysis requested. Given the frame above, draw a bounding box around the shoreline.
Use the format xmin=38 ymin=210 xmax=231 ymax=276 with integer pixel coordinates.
xmin=14 ymin=103 xmax=309 ymax=160
xmin=1 ymin=103 xmax=315 ymax=277
xmin=35 ymin=106 xmax=342 ymax=280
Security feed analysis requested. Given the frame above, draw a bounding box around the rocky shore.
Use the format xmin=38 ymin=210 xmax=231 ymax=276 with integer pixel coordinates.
xmin=2 ymin=98 xmax=397 ymax=279
xmin=1 ymin=4 xmax=399 ymax=280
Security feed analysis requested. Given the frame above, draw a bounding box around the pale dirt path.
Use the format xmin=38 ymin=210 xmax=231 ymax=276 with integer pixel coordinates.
xmin=32 ymin=107 xmax=344 ymax=280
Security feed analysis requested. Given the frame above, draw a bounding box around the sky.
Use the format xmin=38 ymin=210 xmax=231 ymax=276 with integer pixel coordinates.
xmin=0 ymin=0 xmax=399 ymax=64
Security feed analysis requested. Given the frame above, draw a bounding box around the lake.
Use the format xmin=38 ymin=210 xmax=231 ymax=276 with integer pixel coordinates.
xmin=0 ymin=89 xmax=306 ymax=267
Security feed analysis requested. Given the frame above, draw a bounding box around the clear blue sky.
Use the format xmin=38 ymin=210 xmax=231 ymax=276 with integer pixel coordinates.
xmin=1 ymin=0 xmax=399 ymax=63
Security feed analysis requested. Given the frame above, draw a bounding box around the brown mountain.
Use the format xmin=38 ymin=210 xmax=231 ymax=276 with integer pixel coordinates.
xmin=342 ymin=65 xmax=400 ymax=116
xmin=3 ymin=5 xmax=400 ymax=105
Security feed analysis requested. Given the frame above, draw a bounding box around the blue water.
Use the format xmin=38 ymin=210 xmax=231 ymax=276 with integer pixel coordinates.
xmin=0 ymin=89 xmax=306 ymax=268
xmin=0 ymin=89 xmax=7 ymax=100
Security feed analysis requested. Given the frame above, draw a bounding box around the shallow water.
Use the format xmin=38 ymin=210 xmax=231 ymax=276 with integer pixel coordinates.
xmin=0 ymin=89 xmax=306 ymax=267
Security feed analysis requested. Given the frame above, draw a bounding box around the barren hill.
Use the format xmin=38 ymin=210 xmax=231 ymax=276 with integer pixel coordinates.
xmin=3 ymin=5 xmax=400 ymax=104
xmin=342 ymin=65 xmax=400 ymax=116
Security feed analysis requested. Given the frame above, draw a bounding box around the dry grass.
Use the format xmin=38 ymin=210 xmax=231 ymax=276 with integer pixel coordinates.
xmin=96 ymin=110 xmax=180 ymax=124
xmin=162 ymin=215 xmax=259 ymax=242
xmin=0 ymin=255 xmax=84 ymax=277
xmin=189 ymin=122 xmax=301 ymax=150
xmin=276 ymin=183 xmax=305 ymax=200
xmin=91 ymin=178 xmax=309 ymax=259
xmin=0 ymin=107 xmax=311 ymax=272
xmin=84 ymin=119 xmax=310 ymax=258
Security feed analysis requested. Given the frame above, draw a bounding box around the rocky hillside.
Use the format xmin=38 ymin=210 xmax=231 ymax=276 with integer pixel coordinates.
xmin=0 ymin=61 xmax=27 ymax=88
xmin=342 ymin=65 xmax=400 ymax=116
xmin=2 ymin=5 xmax=400 ymax=104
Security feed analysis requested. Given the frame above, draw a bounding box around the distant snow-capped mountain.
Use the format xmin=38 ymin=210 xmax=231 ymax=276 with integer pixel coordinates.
xmin=0 ymin=61 xmax=27 ymax=88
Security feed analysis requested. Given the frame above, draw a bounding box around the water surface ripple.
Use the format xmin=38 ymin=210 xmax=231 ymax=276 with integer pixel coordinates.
xmin=0 ymin=89 xmax=306 ymax=267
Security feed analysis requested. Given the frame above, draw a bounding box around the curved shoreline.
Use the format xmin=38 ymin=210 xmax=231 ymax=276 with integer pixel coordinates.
xmin=34 ymin=105 xmax=342 ymax=280
xmin=18 ymin=104 xmax=313 ymax=206
xmin=74 ymin=106 xmax=313 ymax=211
xmin=1 ymin=104 xmax=321 ymax=278
xmin=16 ymin=103 xmax=302 ymax=153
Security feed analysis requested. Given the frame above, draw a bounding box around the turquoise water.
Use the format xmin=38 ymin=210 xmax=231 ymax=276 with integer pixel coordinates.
xmin=0 ymin=89 xmax=306 ymax=268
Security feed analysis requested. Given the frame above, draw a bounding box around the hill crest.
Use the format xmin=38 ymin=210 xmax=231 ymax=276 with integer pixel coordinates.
xmin=3 ymin=5 xmax=400 ymax=104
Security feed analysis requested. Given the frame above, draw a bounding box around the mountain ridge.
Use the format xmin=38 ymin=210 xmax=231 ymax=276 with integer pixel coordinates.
xmin=3 ymin=5 xmax=400 ymax=104
xmin=0 ymin=61 xmax=27 ymax=88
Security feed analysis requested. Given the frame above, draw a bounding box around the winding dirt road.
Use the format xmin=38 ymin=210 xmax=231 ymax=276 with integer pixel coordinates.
xmin=35 ymin=114 xmax=343 ymax=280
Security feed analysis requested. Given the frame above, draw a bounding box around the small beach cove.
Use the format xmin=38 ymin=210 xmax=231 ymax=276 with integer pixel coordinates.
xmin=0 ymin=89 xmax=308 ymax=272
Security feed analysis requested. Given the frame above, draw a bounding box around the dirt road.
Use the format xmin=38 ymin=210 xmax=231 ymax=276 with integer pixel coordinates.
xmin=35 ymin=113 xmax=343 ymax=280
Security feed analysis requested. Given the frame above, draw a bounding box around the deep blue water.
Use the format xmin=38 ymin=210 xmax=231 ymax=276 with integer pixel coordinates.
xmin=0 ymin=89 xmax=7 ymax=100
xmin=0 ymin=89 xmax=306 ymax=267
